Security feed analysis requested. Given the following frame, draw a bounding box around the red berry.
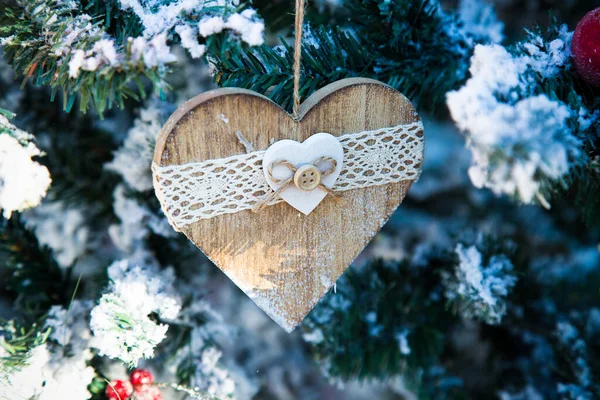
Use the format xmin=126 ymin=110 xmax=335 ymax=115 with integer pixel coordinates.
xmin=572 ymin=7 xmax=600 ymax=86
xmin=133 ymin=385 xmax=163 ymax=400
xmin=129 ymin=369 xmax=154 ymax=387
xmin=105 ymin=379 xmax=133 ymax=400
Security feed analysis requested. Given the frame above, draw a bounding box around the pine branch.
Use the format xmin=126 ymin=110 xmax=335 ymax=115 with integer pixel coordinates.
xmin=303 ymin=257 xmax=456 ymax=382
xmin=0 ymin=215 xmax=72 ymax=317
xmin=0 ymin=0 xmax=172 ymax=115
xmin=303 ymin=235 xmax=518 ymax=388
xmin=0 ymin=108 xmax=13 ymax=119
xmin=42 ymin=116 xmax=120 ymax=212
xmin=80 ymin=0 xmax=145 ymax=39
xmin=211 ymin=0 xmax=477 ymax=112
xmin=0 ymin=319 xmax=51 ymax=374
xmin=343 ymin=0 xmax=472 ymax=108
xmin=252 ymin=0 xmax=349 ymax=34
xmin=303 ymin=228 xmax=600 ymax=397
xmin=573 ymin=161 xmax=600 ymax=226
xmin=11 ymin=85 xmax=121 ymax=212
xmin=1 ymin=0 xmax=267 ymax=115
xmin=212 ymin=26 xmax=369 ymax=112
xmin=519 ymin=23 xmax=600 ymax=223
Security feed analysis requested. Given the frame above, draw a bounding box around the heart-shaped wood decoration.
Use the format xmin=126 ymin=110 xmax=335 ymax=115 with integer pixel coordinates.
xmin=153 ymin=78 xmax=424 ymax=331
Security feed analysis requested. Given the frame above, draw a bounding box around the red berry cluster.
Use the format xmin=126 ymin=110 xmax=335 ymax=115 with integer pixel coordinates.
xmin=106 ymin=369 xmax=163 ymax=400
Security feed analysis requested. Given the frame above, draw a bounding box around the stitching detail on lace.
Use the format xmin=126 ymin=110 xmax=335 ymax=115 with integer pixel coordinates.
xmin=153 ymin=121 xmax=424 ymax=230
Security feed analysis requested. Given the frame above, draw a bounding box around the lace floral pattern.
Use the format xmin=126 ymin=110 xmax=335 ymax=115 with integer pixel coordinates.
xmin=153 ymin=121 xmax=424 ymax=229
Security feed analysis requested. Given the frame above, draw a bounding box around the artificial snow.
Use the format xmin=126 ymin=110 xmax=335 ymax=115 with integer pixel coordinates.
xmin=444 ymin=243 xmax=517 ymax=324
xmin=302 ymin=328 xmax=325 ymax=344
xmin=523 ymin=25 xmax=573 ymax=78
xmin=395 ymin=330 xmax=411 ymax=355
xmin=118 ymin=0 xmax=200 ymax=38
xmin=68 ymin=49 xmax=85 ymax=78
xmin=555 ymin=321 xmax=592 ymax=392
xmin=59 ymin=8 xmax=177 ymax=79
xmin=93 ymin=39 xmax=119 ymax=66
xmin=118 ymin=0 xmax=264 ymax=60
xmin=135 ymin=33 xmax=178 ymax=68
xmin=218 ymin=113 xmax=230 ymax=124
xmin=2 ymin=302 xmax=96 ymax=399
xmin=175 ymin=25 xmax=207 ymax=58
xmin=90 ymin=259 xmax=181 ymax=366
xmin=447 ymin=32 xmax=585 ymax=206
xmin=199 ymin=16 xmax=226 ymax=37
xmin=1 ymin=344 xmax=52 ymax=399
xmin=108 ymin=185 xmax=176 ymax=257
xmin=189 ymin=345 xmax=236 ymax=398
xmin=458 ymin=0 xmax=504 ymax=45
xmin=24 ymin=201 xmax=89 ymax=268
xmin=45 ymin=301 xmax=94 ymax=348
xmin=167 ymin=302 xmax=239 ymax=399
xmin=225 ymin=11 xmax=265 ymax=47
xmin=106 ymin=105 xmax=166 ymax=192
xmin=0 ymin=121 xmax=51 ymax=219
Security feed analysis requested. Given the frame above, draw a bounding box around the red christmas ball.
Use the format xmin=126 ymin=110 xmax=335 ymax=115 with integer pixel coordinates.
xmin=105 ymin=379 xmax=133 ymax=400
xmin=130 ymin=368 xmax=154 ymax=387
xmin=572 ymin=7 xmax=600 ymax=86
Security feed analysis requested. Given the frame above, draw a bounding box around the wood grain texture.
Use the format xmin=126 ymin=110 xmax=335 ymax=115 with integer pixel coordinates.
xmin=154 ymin=78 xmax=423 ymax=331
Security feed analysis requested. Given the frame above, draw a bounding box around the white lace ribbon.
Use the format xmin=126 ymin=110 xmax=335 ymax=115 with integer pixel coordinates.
xmin=153 ymin=121 xmax=424 ymax=230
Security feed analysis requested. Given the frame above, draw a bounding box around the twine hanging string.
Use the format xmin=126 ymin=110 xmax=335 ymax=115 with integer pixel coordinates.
xmin=252 ymin=0 xmax=337 ymax=213
xmin=252 ymin=156 xmax=339 ymax=213
xmin=251 ymin=0 xmax=343 ymax=213
xmin=292 ymin=0 xmax=306 ymax=119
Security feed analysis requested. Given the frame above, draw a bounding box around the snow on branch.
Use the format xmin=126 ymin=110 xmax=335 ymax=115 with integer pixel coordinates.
xmin=443 ymin=242 xmax=517 ymax=324
xmin=447 ymin=25 xmax=596 ymax=207
xmin=90 ymin=259 xmax=181 ymax=366
xmin=118 ymin=0 xmax=264 ymax=58
xmin=0 ymin=0 xmax=264 ymax=114
xmin=1 ymin=302 xmax=96 ymax=400
xmin=0 ymin=115 xmax=51 ymax=219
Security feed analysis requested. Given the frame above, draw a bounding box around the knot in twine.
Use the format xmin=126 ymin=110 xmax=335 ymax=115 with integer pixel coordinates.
xmin=252 ymin=156 xmax=340 ymax=213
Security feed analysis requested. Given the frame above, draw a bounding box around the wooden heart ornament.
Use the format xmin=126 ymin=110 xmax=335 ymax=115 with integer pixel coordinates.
xmin=152 ymin=78 xmax=424 ymax=331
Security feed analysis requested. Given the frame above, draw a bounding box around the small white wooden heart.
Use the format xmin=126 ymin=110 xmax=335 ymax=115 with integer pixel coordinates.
xmin=263 ymin=133 xmax=344 ymax=215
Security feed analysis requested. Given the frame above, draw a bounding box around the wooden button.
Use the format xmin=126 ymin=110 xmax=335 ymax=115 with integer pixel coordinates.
xmin=294 ymin=164 xmax=321 ymax=191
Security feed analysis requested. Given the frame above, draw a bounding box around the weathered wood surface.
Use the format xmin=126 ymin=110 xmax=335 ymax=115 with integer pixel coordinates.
xmin=154 ymin=78 xmax=423 ymax=331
